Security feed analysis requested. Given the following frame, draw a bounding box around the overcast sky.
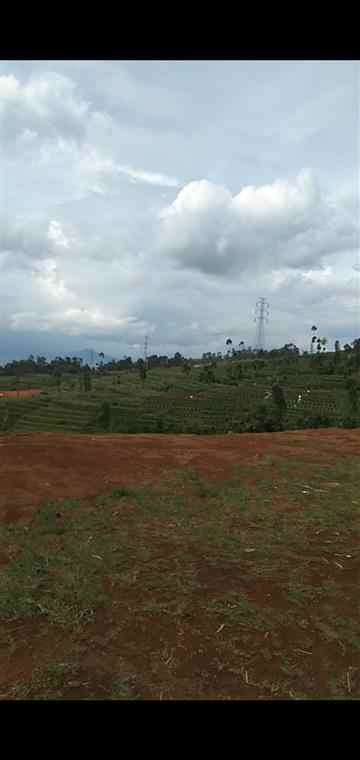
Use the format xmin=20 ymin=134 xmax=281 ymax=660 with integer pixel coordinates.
xmin=0 ymin=59 xmax=359 ymax=361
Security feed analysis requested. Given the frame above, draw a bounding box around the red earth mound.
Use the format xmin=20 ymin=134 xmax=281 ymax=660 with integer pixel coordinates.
xmin=0 ymin=389 xmax=41 ymax=399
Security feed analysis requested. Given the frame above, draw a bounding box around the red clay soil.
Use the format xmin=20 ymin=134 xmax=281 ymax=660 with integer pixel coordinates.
xmin=0 ymin=428 xmax=359 ymax=700
xmin=0 ymin=428 xmax=359 ymax=524
xmin=0 ymin=389 xmax=41 ymax=398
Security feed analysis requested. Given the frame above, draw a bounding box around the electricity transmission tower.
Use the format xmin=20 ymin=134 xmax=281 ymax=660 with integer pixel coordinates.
xmin=253 ymin=297 xmax=270 ymax=351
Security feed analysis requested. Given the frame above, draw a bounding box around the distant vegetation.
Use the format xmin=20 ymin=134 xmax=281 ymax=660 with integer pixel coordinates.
xmin=0 ymin=337 xmax=359 ymax=435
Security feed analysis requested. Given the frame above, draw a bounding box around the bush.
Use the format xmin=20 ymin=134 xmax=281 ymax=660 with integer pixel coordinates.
xmin=98 ymin=401 xmax=111 ymax=431
xmin=249 ymin=403 xmax=279 ymax=432
xmin=160 ymin=383 xmax=173 ymax=393
xmin=302 ymin=414 xmax=332 ymax=429
xmin=340 ymin=416 xmax=359 ymax=429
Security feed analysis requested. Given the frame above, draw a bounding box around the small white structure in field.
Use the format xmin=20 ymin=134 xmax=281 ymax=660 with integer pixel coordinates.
xmin=189 ymin=395 xmax=194 ymax=399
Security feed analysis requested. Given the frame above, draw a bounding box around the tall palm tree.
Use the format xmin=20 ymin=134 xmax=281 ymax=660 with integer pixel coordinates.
xmin=225 ymin=338 xmax=232 ymax=360
xmin=310 ymin=325 xmax=318 ymax=354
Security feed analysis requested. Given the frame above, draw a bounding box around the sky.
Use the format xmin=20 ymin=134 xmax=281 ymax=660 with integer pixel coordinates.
xmin=0 ymin=59 xmax=359 ymax=361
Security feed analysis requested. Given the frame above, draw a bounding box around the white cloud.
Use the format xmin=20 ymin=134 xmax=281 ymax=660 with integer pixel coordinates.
xmin=48 ymin=220 xmax=69 ymax=249
xmin=0 ymin=72 xmax=90 ymax=145
xmin=158 ymin=171 xmax=358 ymax=275
xmin=9 ymin=304 xmax=153 ymax=339
xmin=0 ymin=215 xmax=54 ymax=267
xmin=0 ymin=61 xmax=358 ymax=359
xmin=0 ymin=72 xmax=181 ymax=195
xmin=32 ymin=258 xmax=75 ymax=302
xmin=116 ymin=164 xmax=179 ymax=188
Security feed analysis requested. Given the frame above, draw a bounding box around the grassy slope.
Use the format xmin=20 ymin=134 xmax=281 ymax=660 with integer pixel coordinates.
xmin=0 ymin=363 xmax=353 ymax=434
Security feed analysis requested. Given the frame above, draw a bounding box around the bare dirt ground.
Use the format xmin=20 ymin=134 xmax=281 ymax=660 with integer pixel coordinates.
xmin=0 ymin=389 xmax=41 ymax=399
xmin=0 ymin=429 xmax=359 ymax=700
xmin=1 ymin=428 xmax=359 ymax=524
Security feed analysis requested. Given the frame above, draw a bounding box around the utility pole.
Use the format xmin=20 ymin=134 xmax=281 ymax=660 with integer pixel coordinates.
xmin=254 ymin=297 xmax=270 ymax=351
xmin=144 ymin=335 xmax=149 ymax=368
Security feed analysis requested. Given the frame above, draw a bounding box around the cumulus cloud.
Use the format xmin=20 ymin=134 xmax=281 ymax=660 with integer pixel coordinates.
xmin=158 ymin=171 xmax=358 ymax=275
xmin=0 ymin=61 xmax=358 ymax=359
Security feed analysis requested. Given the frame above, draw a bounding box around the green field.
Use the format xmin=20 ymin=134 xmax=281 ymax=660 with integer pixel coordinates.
xmin=0 ymin=359 xmax=357 ymax=435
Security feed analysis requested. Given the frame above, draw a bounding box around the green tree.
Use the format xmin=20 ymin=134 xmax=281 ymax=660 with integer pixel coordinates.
xmin=320 ymin=337 xmax=327 ymax=352
xmin=200 ymin=366 xmax=215 ymax=384
xmin=84 ymin=365 xmax=92 ymax=392
xmin=79 ymin=365 xmax=92 ymax=392
xmin=138 ymin=360 xmax=147 ymax=385
xmin=53 ymin=369 xmax=62 ymax=393
xmin=334 ymin=340 xmax=341 ymax=367
xmin=310 ymin=325 xmax=318 ymax=354
xmin=345 ymin=377 xmax=359 ymax=416
xmin=225 ymin=338 xmax=232 ymax=359
xmin=99 ymin=401 xmax=111 ymax=431
xmin=271 ymin=384 xmax=287 ymax=426
xmin=351 ymin=339 xmax=360 ymax=370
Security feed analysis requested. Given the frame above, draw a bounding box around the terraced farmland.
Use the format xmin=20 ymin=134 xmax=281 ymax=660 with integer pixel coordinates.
xmin=0 ymin=364 xmax=357 ymax=435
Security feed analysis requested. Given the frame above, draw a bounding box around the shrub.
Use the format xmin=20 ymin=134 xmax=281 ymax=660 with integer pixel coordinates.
xmin=303 ymin=414 xmax=332 ymax=429
xmin=340 ymin=416 xmax=359 ymax=429
xmin=156 ymin=417 xmax=164 ymax=433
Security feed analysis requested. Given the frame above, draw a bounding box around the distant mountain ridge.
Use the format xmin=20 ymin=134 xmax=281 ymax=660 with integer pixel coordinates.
xmin=0 ymin=348 xmax=119 ymax=367
xmin=72 ymin=349 xmax=118 ymax=366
